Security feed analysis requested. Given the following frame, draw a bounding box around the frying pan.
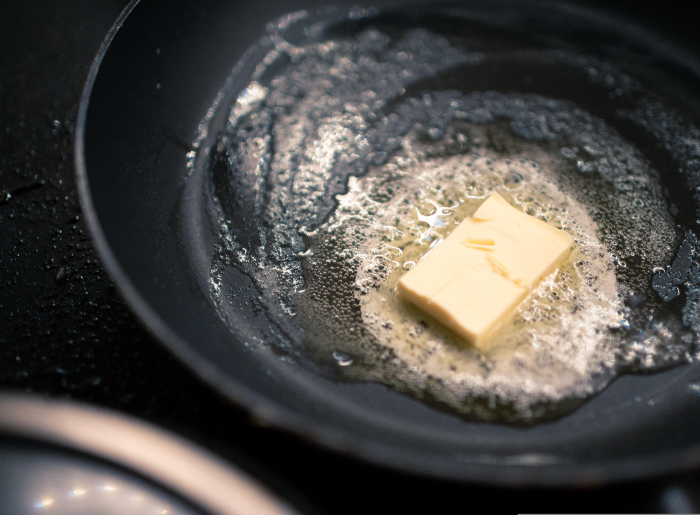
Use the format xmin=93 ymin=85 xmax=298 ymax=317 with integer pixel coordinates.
xmin=76 ymin=0 xmax=700 ymax=486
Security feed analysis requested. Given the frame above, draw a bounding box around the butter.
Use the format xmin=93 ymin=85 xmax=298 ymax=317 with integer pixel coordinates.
xmin=397 ymin=192 xmax=573 ymax=347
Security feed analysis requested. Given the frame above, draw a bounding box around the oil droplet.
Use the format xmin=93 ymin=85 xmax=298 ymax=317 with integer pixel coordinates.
xmin=687 ymin=381 xmax=700 ymax=395
xmin=333 ymin=351 xmax=354 ymax=366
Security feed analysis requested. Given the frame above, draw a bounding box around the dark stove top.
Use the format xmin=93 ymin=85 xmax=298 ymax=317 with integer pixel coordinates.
xmin=3 ymin=1 xmax=700 ymax=512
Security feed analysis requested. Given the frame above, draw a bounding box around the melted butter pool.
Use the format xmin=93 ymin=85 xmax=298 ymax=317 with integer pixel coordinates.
xmin=339 ymin=145 xmax=622 ymax=416
xmin=295 ymin=123 xmax=673 ymax=421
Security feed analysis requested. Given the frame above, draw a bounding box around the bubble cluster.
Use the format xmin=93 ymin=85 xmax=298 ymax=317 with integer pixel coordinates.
xmin=201 ymin=13 xmax=700 ymax=422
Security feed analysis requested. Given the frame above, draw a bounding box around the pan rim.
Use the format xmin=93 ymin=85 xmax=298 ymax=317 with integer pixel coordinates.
xmin=75 ymin=0 xmax=700 ymax=486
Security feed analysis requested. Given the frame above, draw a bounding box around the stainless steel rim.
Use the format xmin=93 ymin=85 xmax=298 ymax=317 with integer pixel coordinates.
xmin=0 ymin=393 xmax=301 ymax=515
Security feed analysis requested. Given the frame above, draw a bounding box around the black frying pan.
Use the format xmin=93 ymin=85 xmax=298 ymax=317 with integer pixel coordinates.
xmin=76 ymin=0 xmax=700 ymax=486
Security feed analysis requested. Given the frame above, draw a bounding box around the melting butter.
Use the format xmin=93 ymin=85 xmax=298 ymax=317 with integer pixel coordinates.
xmin=397 ymin=192 xmax=574 ymax=347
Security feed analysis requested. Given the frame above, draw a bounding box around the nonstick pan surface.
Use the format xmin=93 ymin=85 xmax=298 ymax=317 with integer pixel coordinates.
xmin=76 ymin=0 xmax=700 ymax=485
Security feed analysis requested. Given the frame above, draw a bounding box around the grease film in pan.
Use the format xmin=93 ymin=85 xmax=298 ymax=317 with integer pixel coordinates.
xmin=186 ymin=7 xmax=700 ymax=423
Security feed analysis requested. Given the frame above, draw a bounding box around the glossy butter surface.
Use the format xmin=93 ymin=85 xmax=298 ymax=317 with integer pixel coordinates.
xmin=397 ymin=192 xmax=573 ymax=347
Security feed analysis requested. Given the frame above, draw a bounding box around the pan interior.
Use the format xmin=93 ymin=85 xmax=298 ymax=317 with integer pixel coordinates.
xmin=84 ymin=0 xmax=700 ymax=482
xmin=184 ymin=4 xmax=700 ymax=424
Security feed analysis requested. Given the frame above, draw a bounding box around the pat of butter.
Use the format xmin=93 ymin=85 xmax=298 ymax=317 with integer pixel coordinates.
xmin=397 ymin=192 xmax=573 ymax=347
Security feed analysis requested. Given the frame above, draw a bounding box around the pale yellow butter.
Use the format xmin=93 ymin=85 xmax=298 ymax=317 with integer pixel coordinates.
xmin=397 ymin=192 xmax=573 ymax=347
